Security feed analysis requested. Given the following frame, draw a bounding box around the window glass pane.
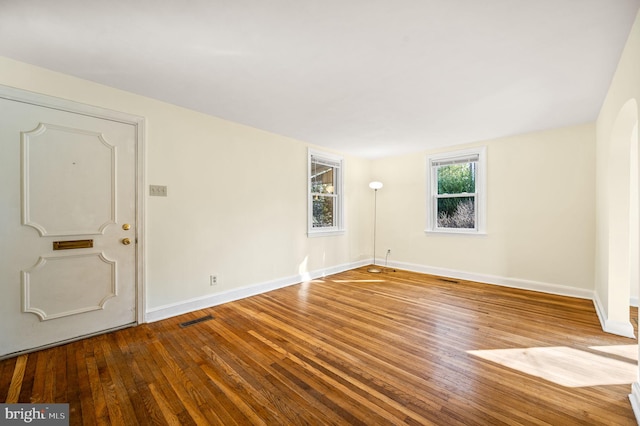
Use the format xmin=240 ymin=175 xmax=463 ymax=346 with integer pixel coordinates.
xmin=437 ymin=196 xmax=475 ymax=229
xmin=311 ymin=163 xmax=335 ymax=194
xmin=308 ymin=150 xmax=344 ymax=234
xmin=313 ymin=195 xmax=335 ymax=228
xmin=437 ymin=163 xmax=476 ymax=195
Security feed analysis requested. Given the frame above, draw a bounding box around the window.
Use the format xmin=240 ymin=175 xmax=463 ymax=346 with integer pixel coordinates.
xmin=308 ymin=149 xmax=344 ymax=235
xmin=426 ymin=147 xmax=486 ymax=234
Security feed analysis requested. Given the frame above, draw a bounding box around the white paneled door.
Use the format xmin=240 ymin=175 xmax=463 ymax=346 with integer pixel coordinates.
xmin=0 ymin=93 xmax=140 ymax=358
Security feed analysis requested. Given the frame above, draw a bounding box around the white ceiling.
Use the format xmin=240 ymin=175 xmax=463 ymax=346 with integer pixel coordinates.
xmin=0 ymin=1 xmax=638 ymax=158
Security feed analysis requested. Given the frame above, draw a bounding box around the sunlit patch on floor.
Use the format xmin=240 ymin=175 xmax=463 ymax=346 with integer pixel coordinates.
xmin=467 ymin=346 xmax=637 ymax=387
xmin=590 ymin=345 xmax=638 ymax=361
xmin=331 ymin=279 xmax=386 ymax=283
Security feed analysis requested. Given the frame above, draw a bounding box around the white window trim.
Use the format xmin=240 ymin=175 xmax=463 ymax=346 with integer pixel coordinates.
xmin=308 ymin=148 xmax=345 ymax=237
xmin=425 ymin=146 xmax=487 ymax=235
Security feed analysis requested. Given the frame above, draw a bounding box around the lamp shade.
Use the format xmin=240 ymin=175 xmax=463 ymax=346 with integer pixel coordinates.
xmin=369 ymin=181 xmax=383 ymax=190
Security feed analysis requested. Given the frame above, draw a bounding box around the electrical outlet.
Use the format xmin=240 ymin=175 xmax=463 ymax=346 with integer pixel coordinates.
xmin=149 ymin=185 xmax=168 ymax=197
xmin=210 ymin=275 xmax=218 ymax=286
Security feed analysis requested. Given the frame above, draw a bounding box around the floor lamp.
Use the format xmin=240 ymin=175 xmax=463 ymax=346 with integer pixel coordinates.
xmin=368 ymin=181 xmax=383 ymax=273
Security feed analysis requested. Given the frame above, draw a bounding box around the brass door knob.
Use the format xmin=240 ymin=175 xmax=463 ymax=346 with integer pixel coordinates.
xmin=122 ymin=238 xmax=131 ymax=245
xmin=122 ymin=223 xmax=131 ymax=230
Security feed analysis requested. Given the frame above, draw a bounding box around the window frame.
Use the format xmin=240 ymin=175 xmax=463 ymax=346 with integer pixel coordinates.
xmin=308 ymin=148 xmax=345 ymax=237
xmin=426 ymin=146 xmax=487 ymax=235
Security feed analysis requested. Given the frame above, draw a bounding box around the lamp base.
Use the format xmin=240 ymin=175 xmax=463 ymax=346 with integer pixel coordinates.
xmin=367 ymin=267 xmax=383 ymax=273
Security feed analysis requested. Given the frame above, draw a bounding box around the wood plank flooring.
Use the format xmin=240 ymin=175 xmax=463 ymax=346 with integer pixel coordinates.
xmin=1 ymin=267 xmax=637 ymax=425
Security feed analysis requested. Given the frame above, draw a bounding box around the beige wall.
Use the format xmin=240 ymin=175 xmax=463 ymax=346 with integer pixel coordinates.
xmin=371 ymin=125 xmax=596 ymax=294
xmin=0 ymin=56 xmax=371 ymax=312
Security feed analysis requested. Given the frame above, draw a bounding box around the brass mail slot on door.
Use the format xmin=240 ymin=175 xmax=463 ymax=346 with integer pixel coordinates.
xmin=53 ymin=239 xmax=94 ymax=250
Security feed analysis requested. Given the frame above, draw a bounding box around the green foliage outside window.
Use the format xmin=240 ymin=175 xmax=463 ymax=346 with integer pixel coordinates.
xmin=312 ymin=197 xmax=334 ymax=227
xmin=437 ymin=164 xmax=475 ymax=195
xmin=437 ymin=163 xmax=476 ymax=228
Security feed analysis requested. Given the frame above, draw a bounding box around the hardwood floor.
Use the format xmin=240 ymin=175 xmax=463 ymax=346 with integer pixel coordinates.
xmin=1 ymin=267 xmax=637 ymax=425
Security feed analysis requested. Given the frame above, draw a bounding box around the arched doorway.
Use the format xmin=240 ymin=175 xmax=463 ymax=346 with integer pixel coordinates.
xmin=605 ymin=99 xmax=638 ymax=337
xmin=626 ymin=98 xmax=640 ymax=420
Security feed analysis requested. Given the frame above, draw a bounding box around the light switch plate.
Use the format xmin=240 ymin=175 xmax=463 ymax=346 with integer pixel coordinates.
xmin=149 ymin=185 xmax=167 ymax=197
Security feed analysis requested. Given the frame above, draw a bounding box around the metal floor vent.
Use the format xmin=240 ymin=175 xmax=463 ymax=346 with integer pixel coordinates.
xmin=179 ymin=314 xmax=214 ymax=328
xmin=438 ymin=278 xmax=459 ymax=284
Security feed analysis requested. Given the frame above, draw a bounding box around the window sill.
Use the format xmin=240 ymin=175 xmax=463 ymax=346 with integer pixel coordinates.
xmin=424 ymin=229 xmax=487 ymax=236
xmin=308 ymin=229 xmax=345 ymax=238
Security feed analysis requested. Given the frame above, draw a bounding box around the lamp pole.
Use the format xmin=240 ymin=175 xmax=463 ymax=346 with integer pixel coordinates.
xmin=368 ymin=181 xmax=383 ymax=273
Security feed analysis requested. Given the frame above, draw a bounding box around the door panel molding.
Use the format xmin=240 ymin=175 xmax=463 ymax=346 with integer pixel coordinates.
xmin=21 ymin=122 xmax=117 ymax=236
xmin=22 ymin=252 xmax=117 ymax=321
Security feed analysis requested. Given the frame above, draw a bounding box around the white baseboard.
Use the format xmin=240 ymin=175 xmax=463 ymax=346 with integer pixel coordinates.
xmin=145 ymin=259 xmax=370 ymax=323
xmin=630 ymin=382 xmax=640 ymax=425
xmin=593 ymin=291 xmax=636 ymax=338
xmin=385 ymin=260 xmax=595 ymax=300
